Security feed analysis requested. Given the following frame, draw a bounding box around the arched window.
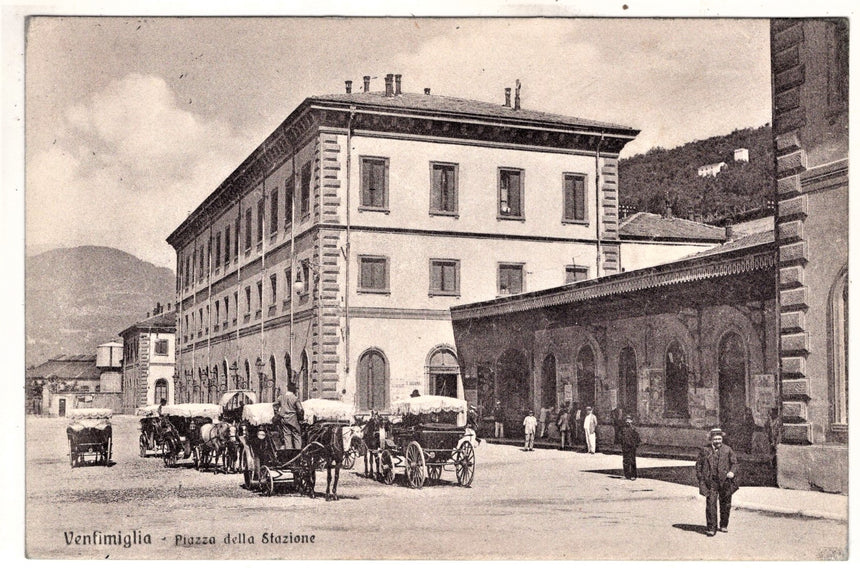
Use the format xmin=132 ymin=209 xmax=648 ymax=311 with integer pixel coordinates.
xmin=300 ymin=351 xmax=309 ymax=400
xmin=665 ymin=341 xmax=689 ymax=417
xmin=541 ymin=354 xmax=557 ymax=408
xmin=154 ymin=379 xmax=168 ymax=405
xmin=427 ymin=347 xmax=459 ymax=397
xmin=576 ymin=345 xmax=596 ymax=409
xmin=222 ymin=361 xmax=229 ymax=391
xmin=830 ymin=270 xmax=848 ymax=426
xmin=357 ymin=349 xmax=388 ymax=411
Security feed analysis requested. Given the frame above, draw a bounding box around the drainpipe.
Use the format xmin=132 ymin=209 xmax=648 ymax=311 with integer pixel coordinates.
xmin=595 ymin=132 xmax=605 ymax=278
xmin=345 ymin=107 xmax=355 ymax=381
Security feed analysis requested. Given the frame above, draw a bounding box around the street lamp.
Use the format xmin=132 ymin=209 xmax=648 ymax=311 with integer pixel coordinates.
xmin=171 ymin=369 xmax=179 ymax=405
xmin=292 ymin=260 xmax=320 ymax=296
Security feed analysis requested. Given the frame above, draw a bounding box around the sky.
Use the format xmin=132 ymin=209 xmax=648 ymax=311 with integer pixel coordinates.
xmin=23 ymin=16 xmax=773 ymax=269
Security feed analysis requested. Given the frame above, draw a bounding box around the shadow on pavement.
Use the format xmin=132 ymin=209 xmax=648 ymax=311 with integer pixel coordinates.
xmin=673 ymin=523 xmax=710 ymax=536
xmin=587 ymin=462 xmax=776 ymax=488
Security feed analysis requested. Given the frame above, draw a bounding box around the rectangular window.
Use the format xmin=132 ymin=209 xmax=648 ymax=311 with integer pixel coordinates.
xmin=256 ymin=281 xmax=263 ymax=314
xmin=198 ymin=308 xmax=203 ymax=332
xmin=298 ymin=263 xmax=311 ymax=303
xmin=283 ymin=268 xmax=292 ymax=305
xmin=358 ymin=255 xmax=389 ymax=293
xmin=270 ymin=274 xmax=277 ymax=305
xmin=234 ymin=216 xmax=241 ymax=257
xmin=256 ymin=198 xmax=265 ymax=245
xmin=498 ymin=263 xmax=524 ymax=295
xmin=233 ymin=291 xmax=239 ymax=323
xmin=244 ymin=208 xmax=252 ymax=251
xmin=430 ymin=162 xmax=458 ymax=214
xmin=214 ymin=233 xmax=221 ymax=268
xmin=224 ymin=296 xmax=230 ymax=326
xmin=191 ymin=249 xmax=196 ymax=282
xmin=215 ymin=300 xmax=220 ymax=323
xmin=565 ymin=265 xmax=589 ymax=284
xmin=245 ymin=286 xmax=251 ymax=315
xmin=300 ymin=162 xmax=312 ymax=216
xmin=498 ymin=168 xmax=524 ymax=218
xmin=224 ymin=227 xmax=231 ymax=266
xmin=429 ymin=259 xmax=460 ymax=296
xmin=154 ymin=339 xmax=169 ymax=356
xmin=563 ymin=173 xmax=587 ymax=222
xmin=199 ymin=245 xmax=205 ymax=281
xmin=360 ymin=156 xmax=389 ymax=210
xmin=284 ymin=176 xmax=294 ymax=227
xmin=270 ymin=189 xmax=279 ymax=236
xmin=185 ymin=256 xmax=191 ymax=287
xmin=207 ymin=237 xmax=212 ymax=272
xmin=205 ymin=304 xmax=210 ymax=333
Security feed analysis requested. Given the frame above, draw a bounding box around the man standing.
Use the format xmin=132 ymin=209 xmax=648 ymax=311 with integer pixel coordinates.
xmin=583 ymin=406 xmax=598 ymax=454
xmin=695 ymin=428 xmax=739 ymax=536
xmin=523 ymin=410 xmax=537 ymax=451
xmin=619 ymin=415 xmax=640 ymax=480
xmin=493 ymin=400 xmax=505 ymax=439
xmin=557 ymin=405 xmax=571 ymax=450
xmin=273 ymin=385 xmax=304 ymax=450
xmin=538 ymin=406 xmax=549 ymax=439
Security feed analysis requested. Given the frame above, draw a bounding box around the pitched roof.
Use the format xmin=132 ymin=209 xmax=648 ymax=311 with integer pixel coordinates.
xmin=25 ymin=355 xmax=100 ymax=381
xmin=680 ymin=230 xmax=774 ymax=261
xmin=619 ymin=212 xmax=726 ymax=242
xmin=119 ymin=311 xmax=176 ymax=337
xmin=311 ymin=91 xmax=638 ymax=133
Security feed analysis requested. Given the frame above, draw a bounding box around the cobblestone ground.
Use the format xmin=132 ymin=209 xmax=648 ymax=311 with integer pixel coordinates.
xmin=25 ymin=415 xmax=848 ymax=560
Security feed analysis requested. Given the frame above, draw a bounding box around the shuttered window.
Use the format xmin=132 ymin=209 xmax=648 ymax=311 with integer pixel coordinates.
xmin=499 ymin=168 xmax=524 ymax=218
xmin=430 ymin=259 xmax=460 ymax=295
xmin=430 ymin=162 xmax=458 ymax=214
xmin=360 ymin=157 xmax=389 ymax=210
xmin=359 ymin=255 xmax=389 ymax=293
xmin=563 ymin=173 xmax=587 ymax=222
xmin=269 ymin=189 xmax=278 ymax=235
xmin=300 ymin=162 xmax=311 ymax=216
xmin=565 ymin=265 xmax=589 ymax=283
xmin=498 ymin=263 xmax=524 ymax=295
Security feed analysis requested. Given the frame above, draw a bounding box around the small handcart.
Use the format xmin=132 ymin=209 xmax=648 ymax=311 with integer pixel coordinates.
xmin=66 ymin=408 xmax=113 ymax=467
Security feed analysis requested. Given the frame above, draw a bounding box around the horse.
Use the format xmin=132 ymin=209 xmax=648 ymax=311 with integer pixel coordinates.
xmin=361 ymin=413 xmax=387 ymax=480
xmin=198 ymin=422 xmax=237 ymax=472
xmin=303 ymin=421 xmax=348 ymax=501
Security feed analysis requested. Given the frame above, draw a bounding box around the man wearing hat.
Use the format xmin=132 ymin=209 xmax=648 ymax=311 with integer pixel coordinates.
xmin=695 ymin=428 xmax=739 ymax=536
xmin=619 ymin=415 xmax=641 ymax=480
xmin=583 ymin=406 xmax=598 ymax=454
xmin=273 ymin=383 xmax=304 ymax=450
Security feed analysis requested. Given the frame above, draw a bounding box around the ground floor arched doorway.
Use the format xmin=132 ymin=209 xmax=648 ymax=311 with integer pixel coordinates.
xmin=496 ymin=349 xmax=531 ymax=437
xmin=619 ymin=346 xmax=637 ymax=417
xmin=719 ymin=332 xmax=751 ymax=452
xmin=541 ymin=354 xmax=557 ymax=408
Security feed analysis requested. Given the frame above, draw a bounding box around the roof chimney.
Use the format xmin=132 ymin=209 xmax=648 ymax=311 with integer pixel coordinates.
xmin=363 ymin=75 xmax=370 ymax=92
xmin=345 ymin=80 xmax=353 ymax=94
xmin=384 ymin=74 xmax=394 ymax=97
xmin=394 ymin=74 xmax=402 ymax=95
xmin=514 ymin=79 xmax=521 ymax=110
xmin=725 ymin=221 xmax=734 ymax=241
xmin=504 ymin=87 xmax=511 ymax=107
xmin=424 ymin=87 xmax=431 ymax=95
xmin=665 ymin=205 xmax=673 ymax=219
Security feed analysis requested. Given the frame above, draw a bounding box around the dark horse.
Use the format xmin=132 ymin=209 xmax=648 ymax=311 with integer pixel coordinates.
xmin=361 ymin=412 xmax=386 ymax=479
xmin=303 ymin=421 xmax=347 ymax=501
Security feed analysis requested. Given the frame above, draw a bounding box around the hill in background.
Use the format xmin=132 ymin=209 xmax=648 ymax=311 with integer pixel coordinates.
xmin=619 ymin=124 xmax=774 ymax=222
xmin=26 ymin=246 xmax=175 ymax=366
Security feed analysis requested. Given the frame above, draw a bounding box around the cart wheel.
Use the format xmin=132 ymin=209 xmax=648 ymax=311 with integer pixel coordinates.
xmin=455 ymin=441 xmax=475 ymax=487
xmin=427 ymin=464 xmax=442 ymax=481
xmin=405 ymin=441 xmax=426 ymax=489
xmin=260 ymin=466 xmax=274 ymax=496
xmin=342 ymin=449 xmax=356 ymax=470
xmin=70 ymin=451 xmax=76 ymax=468
xmin=139 ymin=434 xmax=147 ymax=458
xmin=193 ymin=447 xmax=201 ymax=470
xmin=107 ymin=438 xmax=113 ymax=464
xmin=163 ymin=442 xmax=176 ymax=468
xmin=380 ymin=450 xmax=396 ymax=485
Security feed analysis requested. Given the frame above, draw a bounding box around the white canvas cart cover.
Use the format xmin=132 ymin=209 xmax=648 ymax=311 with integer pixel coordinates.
xmin=219 ymin=390 xmax=258 ymax=407
xmin=161 ymin=403 xmax=221 ymax=419
xmin=68 ymin=420 xmax=110 ymax=430
xmin=135 ymin=405 xmax=160 ymax=417
xmin=242 ymin=402 xmax=275 ymax=426
xmin=67 ymin=408 xmax=113 ymax=420
xmin=393 ymin=395 xmax=468 ymax=426
xmin=302 ymin=398 xmax=356 ymax=423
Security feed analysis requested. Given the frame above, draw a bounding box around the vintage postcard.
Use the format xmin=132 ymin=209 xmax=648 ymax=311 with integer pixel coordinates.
xmin=14 ymin=3 xmax=852 ymax=560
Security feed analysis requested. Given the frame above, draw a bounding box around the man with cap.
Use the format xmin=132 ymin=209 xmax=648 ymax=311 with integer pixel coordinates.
xmin=273 ymin=384 xmax=304 ymax=450
xmin=695 ymin=428 xmax=739 ymax=536
xmin=619 ymin=415 xmax=641 ymax=480
xmin=583 ymin=406 xmax=598 ymax=454
xmin=522 ymin=410 xmax=537 ymax=451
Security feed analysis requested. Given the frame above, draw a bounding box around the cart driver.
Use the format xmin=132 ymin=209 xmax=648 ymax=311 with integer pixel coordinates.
xmin=273 ymin=384 xmax=304 ymax=450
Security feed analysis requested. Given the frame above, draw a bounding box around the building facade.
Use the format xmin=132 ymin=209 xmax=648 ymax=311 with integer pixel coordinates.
xmin=771 ymin=19 xmax=848 ymax=493
xmin=166 ymin=76 xmax=639 ymax=410
xmin=119 ymin=310 xmax=176 ymax=412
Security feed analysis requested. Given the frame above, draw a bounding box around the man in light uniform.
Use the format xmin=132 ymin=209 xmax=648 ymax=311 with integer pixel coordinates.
xmin=583 ymin=406 xmax=598 ymax=454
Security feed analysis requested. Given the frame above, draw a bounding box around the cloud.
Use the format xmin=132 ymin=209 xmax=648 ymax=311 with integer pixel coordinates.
xmin=27 ymin=73 xmax=253 ymax=268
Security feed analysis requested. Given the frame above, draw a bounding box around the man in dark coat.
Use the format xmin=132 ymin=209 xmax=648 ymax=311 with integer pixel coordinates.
xmin=695 ymin=428 xmax=739 ymax=536
xmin=619 ymin=415 xmax=640 ymax=480
xmin=273 ymin=385 xmax=304 ymax=450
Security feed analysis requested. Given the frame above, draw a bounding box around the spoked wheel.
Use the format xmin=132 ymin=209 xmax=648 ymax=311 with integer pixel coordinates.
xmin=380 ymin=451 xmax=396 ymax=485
xmin=427 ymin=464 xmax=443 ymax=482
xmin=297 ymin=456 xmax=316 ymax=497
xmin=163 ymin=442 xmax=177 ymax=468
xmin=405 ymin=441 xmax=427 ymax=489
xmin=193 ymin=447 xmax=201 ymax=470
xmin=139 ymin=435 xmax=147 ymax=458
xmin=455 ymin=441 xmax=475 ymax=487
xmin=107 ymin=438 xmax=113 ymax=464
xmin=342 ymin=449 xmax=356 ymax=470
xmin=260 ymin=466 xmax=274 ymax=496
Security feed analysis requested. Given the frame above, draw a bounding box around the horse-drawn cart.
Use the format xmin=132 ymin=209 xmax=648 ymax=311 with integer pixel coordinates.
xmin=159 ymin=403 xmax=221 ymax=468
xmin=379 ymin=395 xmax=475 ymax=489
xmin=136 ymin=405 xmax=164 ymax=457
xmin=66 ymin=408 xmax=113 ymax=467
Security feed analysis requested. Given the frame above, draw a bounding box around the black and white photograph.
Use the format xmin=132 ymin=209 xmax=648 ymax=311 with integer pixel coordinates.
xmin=10 ymin=2 xmax=852 ymax=560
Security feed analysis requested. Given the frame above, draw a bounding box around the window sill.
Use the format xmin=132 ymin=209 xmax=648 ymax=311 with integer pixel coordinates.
xmin=223 ymin=321 xmax=229 ymax=329
xmin=358 ymin=206 xmax=390 ymax=214
xmin=254 ymin=310 xmax=262 ymax=320
xmin=357 ymin=288 xmax=391 ymax=295
xmin=562 ymin=219 xmax=590 ymax=226
xmin=497 ymin=215 xmax=525 ymax=222
xmin=268 ymin=305 xmax=277 ymax=317
xmin=429 ymin=211 xmax=459 ymax=218
xmin=243 ymin=314 xmax=251 ymax=323
xmin=429 ymin=291 xmax=461 ymax=297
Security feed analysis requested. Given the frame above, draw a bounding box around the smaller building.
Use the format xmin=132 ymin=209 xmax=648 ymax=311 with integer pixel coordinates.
xmin=619 ymin=211 xmax=726 ymax=271
xmin=120 ymin=309 xmax=176 ymax=412
xmin=697 ymin=161 xmax=727 ymax=177
xmin=733 ymin=148 xmax=749 ymax=162
xmin=25 ymin=345 xmax=124 ymax=416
